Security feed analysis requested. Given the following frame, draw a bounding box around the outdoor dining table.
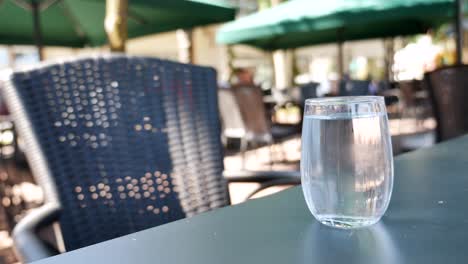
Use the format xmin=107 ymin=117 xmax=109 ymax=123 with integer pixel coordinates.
xmin=34 ymin=135 xmax=468 ymax=264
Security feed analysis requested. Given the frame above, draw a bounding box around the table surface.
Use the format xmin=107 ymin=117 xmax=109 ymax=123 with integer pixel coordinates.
xmin=36 ymin=135 xmax=468 ymax=264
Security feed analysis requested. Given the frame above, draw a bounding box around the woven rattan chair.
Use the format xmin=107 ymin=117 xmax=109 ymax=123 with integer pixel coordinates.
xmin=424 ymin=65 xmax=468 ymax=142
xmin=3 ymin=55 xmax=300 ymax=262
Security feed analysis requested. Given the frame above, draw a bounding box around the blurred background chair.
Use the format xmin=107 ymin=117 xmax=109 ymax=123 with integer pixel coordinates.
xmin=339 ymin=80 xmax=370 ymax=96
xmin=3 ymin=55 xmax=300 ymax=262
xmin=0 ymin=80 xmax=40 ymax=264
xmin=288 ymin=82 xmax=318 ymax=130
xmin=218 ymin=89 xmax=247 ymax=148
xmin=424 ymin=65 xmax=468 ymax=142
xmin=398 ymin=79 xmax=432 ymax=124
xmin=218 ymin=86 xmax=299 ymax=168
xmin=232 ymin=85 xmax=274 ymax=145
xmin=218 ymin=88 xmax=253 ymax=166
xmin=289 ymin=82 xmax=318 ymax=109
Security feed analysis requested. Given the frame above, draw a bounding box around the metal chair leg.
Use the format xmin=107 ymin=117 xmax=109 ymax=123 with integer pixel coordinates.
xmin=268 ymin=143 xmax=274 ymax=169
xmin=240 ymin=138 xmax=248 ymax=169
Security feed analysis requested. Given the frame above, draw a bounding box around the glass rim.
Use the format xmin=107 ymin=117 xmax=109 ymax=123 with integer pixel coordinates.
xmin=305 ymin=96 xmax=384 ymax=106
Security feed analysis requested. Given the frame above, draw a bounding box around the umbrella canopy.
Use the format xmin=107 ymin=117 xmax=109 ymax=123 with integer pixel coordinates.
xmin=0 ymin=0 xmax=236 ymax=47
xmin=216 ymin=0 xmax=455 ymax=50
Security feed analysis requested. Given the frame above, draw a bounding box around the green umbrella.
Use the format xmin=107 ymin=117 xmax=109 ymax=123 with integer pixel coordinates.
xmin=216 ymin=0 xmax=455 ymax=50
xmin=0 ymin=0 xmax=235 ymax=48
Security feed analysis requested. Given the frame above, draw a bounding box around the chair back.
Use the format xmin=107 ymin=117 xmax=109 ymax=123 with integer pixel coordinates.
xmin=424 ymin=65 xmax=468 ymax=142
xmin=232 ymin=85 xmax=271 ymax=137
xmin=217 ymin=89 xmax=246 ymax=138
xmin=3 ymin=55 xmax=229 ymax=251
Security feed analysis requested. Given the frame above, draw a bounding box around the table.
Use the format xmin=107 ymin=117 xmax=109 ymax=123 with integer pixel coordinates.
xmin=36 ymin=135 xmax=468 ymax=264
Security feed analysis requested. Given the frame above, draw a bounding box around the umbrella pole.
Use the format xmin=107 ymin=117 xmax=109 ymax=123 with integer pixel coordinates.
xmin=384 ymin=38 xmax=394 ymax=82
xmin=337 ymin=28 xmax=344 ymax=80
xmin=32 ymin=1 xmax=44 ymax=61
xmin=176 ymin=29 xmax=194 ymax=63
xmin=7 ymin=46 xmax=15 ymax=68
xmin=105 ymin=0 xmax=128 ymax=52
xmin=455 ymin=0 xmax=463 ymax=64
xmin=337 ymin=41 xmax=344 ymax=80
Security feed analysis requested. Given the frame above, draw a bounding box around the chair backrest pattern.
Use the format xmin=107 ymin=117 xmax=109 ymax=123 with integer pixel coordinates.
xmin=3 ymin=55 xmax=228 ymax=251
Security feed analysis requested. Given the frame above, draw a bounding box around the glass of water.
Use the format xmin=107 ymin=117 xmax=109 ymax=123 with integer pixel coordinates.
xmin=301 ymin=96 xmax=393 ymax=229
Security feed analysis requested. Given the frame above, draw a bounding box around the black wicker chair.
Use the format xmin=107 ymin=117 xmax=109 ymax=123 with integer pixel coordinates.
xmin=3 ymin=55 xmax=300 ymax=262
xmin=424 ymin=65 xmax=468 ymax=142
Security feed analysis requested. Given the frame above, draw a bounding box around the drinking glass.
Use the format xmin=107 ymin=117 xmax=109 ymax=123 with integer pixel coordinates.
xmin=301 ymin=96 xmax=393 ymax=229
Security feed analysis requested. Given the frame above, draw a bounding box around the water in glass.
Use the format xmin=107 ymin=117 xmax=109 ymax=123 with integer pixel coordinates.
xmin=301 ymin=96 xmax=393 ymax=229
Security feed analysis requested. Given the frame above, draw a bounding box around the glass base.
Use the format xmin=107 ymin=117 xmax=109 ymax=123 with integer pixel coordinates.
xmin=316 ymin=215 xmax=380 ymax=229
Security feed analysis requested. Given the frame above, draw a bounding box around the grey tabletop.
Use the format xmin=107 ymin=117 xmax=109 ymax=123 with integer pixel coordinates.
xmin=36 ymin=135 xmax=468 ymax=264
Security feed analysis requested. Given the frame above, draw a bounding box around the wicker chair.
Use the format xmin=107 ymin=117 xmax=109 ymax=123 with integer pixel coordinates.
xmin=424 ymin=65 xmax=468 ymax=142
xmin=2 ymin=55 xmax=300 ymax=262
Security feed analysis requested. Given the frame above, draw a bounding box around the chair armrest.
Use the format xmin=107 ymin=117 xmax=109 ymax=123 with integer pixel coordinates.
xmin=247 ymin=178 xmax=301 ymax=198
xmin=13 ymin=203 xmax=61 ymax=263
xmin=224 ymin=170 xmax=301 ymax=199
xmin=223 ymin=170 xmax=301 ymax=183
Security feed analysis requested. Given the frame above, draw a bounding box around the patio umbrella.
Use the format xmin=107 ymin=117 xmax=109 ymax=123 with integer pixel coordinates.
xmin=0 ymin=0 xmax=236 ymax=57
xmin=216 ymin=0 xmax=456 ymax=50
